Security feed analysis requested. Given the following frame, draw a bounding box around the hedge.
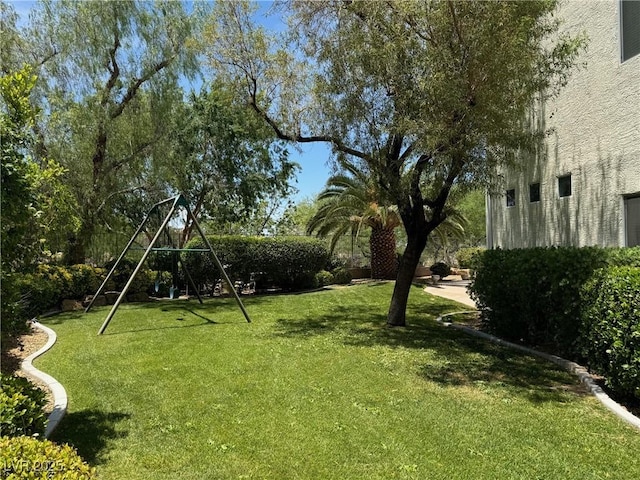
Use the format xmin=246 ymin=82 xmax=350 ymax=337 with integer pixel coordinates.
xmin=182 ymin=236 xmax=330 ymax=291
xmin=0 ymin=436 xmax=97 ymax=479
xmin=469 ymin=246 xmax=640 ymax=358
xmin=579 ymin=266 xmax=640 ymax=401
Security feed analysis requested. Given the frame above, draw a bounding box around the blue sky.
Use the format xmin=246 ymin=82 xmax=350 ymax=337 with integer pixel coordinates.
xmin=252 ymin=2 xmax=334 ymax=202
xmin=9 ymin=0 xmax=333 ymax=203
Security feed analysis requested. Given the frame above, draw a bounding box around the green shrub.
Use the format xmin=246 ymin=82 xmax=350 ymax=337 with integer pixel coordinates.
xmin=331 ymin=267 xmax=352 ymax=285
xmin=183 ymin=236 xmax=329 ymax=292
xmin=102 ymin=258 xmax=152 ymax=294
xmin=64 ymin=265 xmax=101 ymax=299
xmin=16 ymin=271 xmax=62 ymax=317
xmin=579 ymin=266 xmax=640 ymax=401
xmin=16 ymin=264 xmax=113 ymax=316
xmin=470 ymin=246 xmax=640 ymax=358
xmin=429 ymin=262 xmax=451 ymax=278
xmin=1 ymin=271 xmax=28 ymax=339
xmin=182 ymin=236 xmax=255 ymax=288
xmin=0 ymin=374 xmax=47 ymax=438
xmin=0 ymin=436 xmax=97 ymax=479
xmin=606 ymin=246 xmax=640 ymax=267
xmin=315 ymin=270 xmax=334 ymax=287
xmin=455 ymin=247 xmax=485 ymax=269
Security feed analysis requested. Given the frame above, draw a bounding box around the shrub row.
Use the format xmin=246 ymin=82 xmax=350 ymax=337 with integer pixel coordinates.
xmin=470 ymin=246 xmax=640 ymax=401
xmin=182 ymin=236 xmax=330 ymax=291
xmin=580 ymin=266 xmax=640 ymax=401
xmin=13 ymin=262 xmax=151 ymax=319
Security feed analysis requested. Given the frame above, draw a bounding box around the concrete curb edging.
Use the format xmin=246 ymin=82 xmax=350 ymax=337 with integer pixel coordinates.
xmin=20 ymin=321 xmax=68 ymax=438
xmin=436 ymin=311 xmax=640 ymax=431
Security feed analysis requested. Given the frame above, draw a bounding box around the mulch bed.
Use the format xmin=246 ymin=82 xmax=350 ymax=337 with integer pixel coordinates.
xmin=2 ymin=324 xmax=55 ymax=414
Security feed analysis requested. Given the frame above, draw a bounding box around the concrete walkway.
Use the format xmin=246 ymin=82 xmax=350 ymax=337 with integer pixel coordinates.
xmin=423 ymin=279 xmax=476 ymax=308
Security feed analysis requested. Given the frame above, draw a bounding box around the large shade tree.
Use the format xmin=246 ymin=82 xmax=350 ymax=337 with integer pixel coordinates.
xmin=205 ymin=0 xmax=585 ymax=326
xmin=21 ymin=0 xmax=207 ymax=264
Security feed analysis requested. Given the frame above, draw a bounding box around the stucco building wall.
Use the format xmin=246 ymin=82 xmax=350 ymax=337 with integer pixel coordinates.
xmin=488 ymin=0 xmax=640 ymax=249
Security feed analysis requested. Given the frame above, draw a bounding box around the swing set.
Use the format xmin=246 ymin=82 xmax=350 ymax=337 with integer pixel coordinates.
xmin=85 ymin=194 xmax=251 ymax=335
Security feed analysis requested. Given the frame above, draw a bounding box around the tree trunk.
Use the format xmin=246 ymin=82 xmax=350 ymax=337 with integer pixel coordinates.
xmin=386 ymin=231 xmax=429 ymax=327
xmin=370 ymin=227 xmax=397 ymax=280
xmin=66 ymin=221 xmax=94 ymax=265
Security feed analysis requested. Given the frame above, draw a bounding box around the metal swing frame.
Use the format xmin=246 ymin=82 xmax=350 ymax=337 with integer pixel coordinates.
xmin=86 ymin=194 xmax=251 ymax=334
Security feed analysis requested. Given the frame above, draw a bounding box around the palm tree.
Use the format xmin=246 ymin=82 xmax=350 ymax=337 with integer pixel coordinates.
xmin=307 ymin=162 xmax=401 ymax=279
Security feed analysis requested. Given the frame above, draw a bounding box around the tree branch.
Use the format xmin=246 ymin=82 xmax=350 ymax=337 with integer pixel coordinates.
xmin=247 ymin=91 xmax=371 ymax=162
xmin=95 ymin=186 xmax=146 ymax=216
xmin=110 ymin=56 xmax=175 ymax=120
xmin=101 ymin=22 xmax=121 ymax=109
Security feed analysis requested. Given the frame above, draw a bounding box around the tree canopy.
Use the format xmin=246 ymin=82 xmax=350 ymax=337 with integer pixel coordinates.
xmin=1 ymin=0 xmax=300 ymax=265
xmin=164 ymin=84 xmax=298 ymax=244
xmin=205 ymin=0 xmax=586 ymax=326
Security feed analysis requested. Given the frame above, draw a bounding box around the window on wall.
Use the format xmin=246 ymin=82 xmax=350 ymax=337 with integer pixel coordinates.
xmin=506 ymin=189 xmax=516 ymax=207
xmin=625 ymin=195 xmax=640 ymax=247
xmin=622 ymin=0 xmax=640 ymax=61
xmin=558 ymin=175 xmax=572 ymax=198
xmin=529 ymin=183 xmax=541 ymax=203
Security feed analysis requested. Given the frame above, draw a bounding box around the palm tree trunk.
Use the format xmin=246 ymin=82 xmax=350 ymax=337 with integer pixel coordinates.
xmin=370 ymin=227 xmax=397 ymax=280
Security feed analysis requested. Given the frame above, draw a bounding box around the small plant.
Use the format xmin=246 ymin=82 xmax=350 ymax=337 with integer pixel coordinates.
xmin=429 ymin=262 xmax=451 ymax=279
xmin=455 ymin=247 xmax=485 ymax=269
xmin=0 ymin=436 xmax=97 ymax=479
xmin=331 ymin=267 xmax=352 ymax=285
xmin=0 ymin=374 xmax=47 ymax=437
xmin=315 ymin=270 xmax=334 ymax=287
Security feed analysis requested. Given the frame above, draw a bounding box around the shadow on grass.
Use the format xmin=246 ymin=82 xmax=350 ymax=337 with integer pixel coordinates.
xmin=50 ymin=409 xmax=131 ymax=465
xmin=273 ymin=293 xmax=584 ymax=405
xmin=44 ymin=301 xmax=221 ymax=335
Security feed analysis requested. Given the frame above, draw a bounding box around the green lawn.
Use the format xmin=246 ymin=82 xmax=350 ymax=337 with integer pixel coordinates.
xmin=38 ymin=283 xmax=640 ymax=479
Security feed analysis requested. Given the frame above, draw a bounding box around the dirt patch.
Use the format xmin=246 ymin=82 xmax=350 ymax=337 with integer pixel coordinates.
xmin=2 ymin=324 xmax=55 ymax=414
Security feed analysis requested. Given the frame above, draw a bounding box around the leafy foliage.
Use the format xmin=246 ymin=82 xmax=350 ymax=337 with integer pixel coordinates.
xmin=0 ymin=374 xmax=47 ymax=438
xmin=455 ymin=247 xmax=486 ymax=269
xmin=183 ymin=236 xmax=329 ymax=291
xmin=0 ymin=436 xmax=96 ymax=479
xmin=1 ymin=66 xmax=78 ymax=337
xmin=331 ymin=267 xmax=353 ymax=285
xmin=21 ymin=0 xmax=208 ymax=263
xmin=101 ymin=259 xmax=152 ymax=295
xmin=314 ymin=270 xmax=334 ymax=287
xmin=580 ymin=266 xmax=640 ymax=401
xmin=14 ymin=263 xmax=150 ymax=318
xmin=470 ymin=247 xmax=640 ymax=358
xmin=165 ymin=84 xmax=298 ymax=244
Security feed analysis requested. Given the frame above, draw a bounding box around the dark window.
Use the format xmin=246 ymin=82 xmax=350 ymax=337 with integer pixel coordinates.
xmin=558 ymin=175 xmax=572 ymax=198
xmin=626 ymin=195 xmax=640 ymax=247
xmin=622 ymin=0 xmax=640 ymax=61
xmin=529 ymin=183 xmax=541 ymax=203
xmin=506 ymin=189 xmax=516 ymax=207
